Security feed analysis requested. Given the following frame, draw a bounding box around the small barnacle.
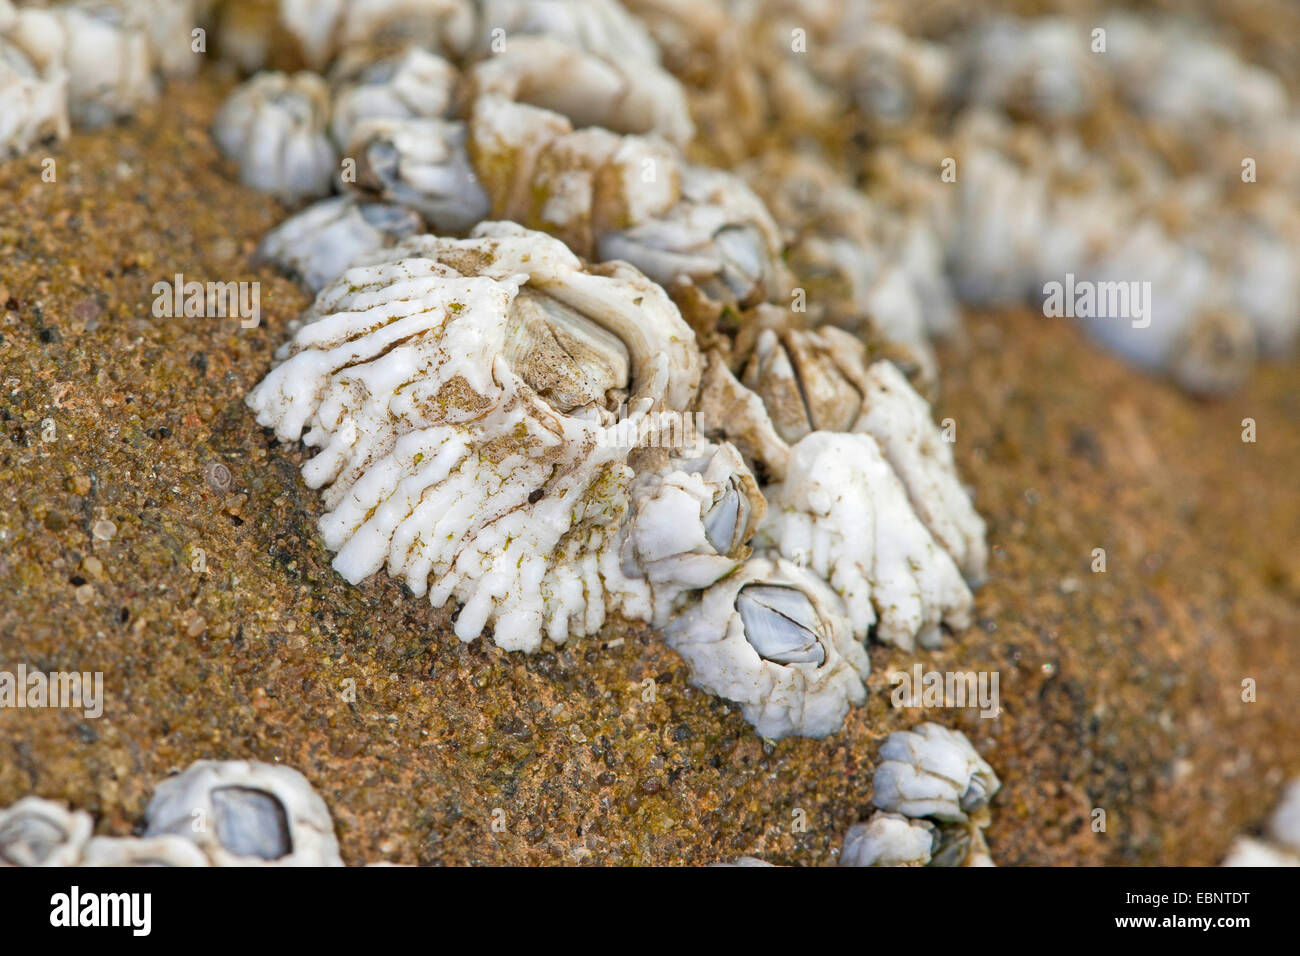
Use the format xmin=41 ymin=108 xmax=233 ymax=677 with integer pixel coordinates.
xmin=839 ymin=811 xmax=937 ymax=867
xmin=665 ymin=553 xmax=869 ymax=740
xmin=254 ymin=194 xmax=425 ymax=293
xmin=597 ymin=164 xmax=790 ymax=312
xmin=80 ymin=835 xmax=211 ymax=867
xmin=622 ymin=440 xmax=765 ymax=616
xmin=0 ymin=6 xmax=70 ymax=159
xmin=212 ymin=70 xmax=338 ymax=201
xmin=247 ymin=222 xmax=701 ymax=650
xmin=468 ymin=95 xmax=682 ymax=259
xmin=829 ymin=25 xmax=953 ymax=141
xmin=465 ymin=34 xmax=693 ymax=147
xmin=872 ymin=723 xmax=1001 ymax=825
xmin=328 ymin=45 xmax=459 ymax=148
xmin=0 ymin=796 xmax=93 ymax=867
xmin=143 ymin=759 xmax=343 ymax=866
xmin=343 ymin=116 xmax=490 ymax=232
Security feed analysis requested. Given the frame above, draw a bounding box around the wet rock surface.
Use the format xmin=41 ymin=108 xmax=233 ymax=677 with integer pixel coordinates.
xmin=0 ymin=73 xmax=1297 ymax=865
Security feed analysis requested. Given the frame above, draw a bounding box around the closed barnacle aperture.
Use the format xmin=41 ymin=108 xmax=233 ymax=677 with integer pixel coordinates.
xmin=873 ymin=723 xmax=1001 ymax=825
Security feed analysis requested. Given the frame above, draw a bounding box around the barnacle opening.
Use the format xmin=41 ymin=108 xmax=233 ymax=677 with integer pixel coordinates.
xmin=735 ymin=582 xmax=827 ymax=667
xmin=504 ymin=287 xmax=631 ymax=421
xmin=211 ymin=786 xmax=294 ymax=861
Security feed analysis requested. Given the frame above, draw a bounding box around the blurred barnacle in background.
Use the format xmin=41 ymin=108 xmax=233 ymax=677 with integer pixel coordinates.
xmin=212 ymin=69 xmax=337 ymax=200
xmin=0 ymin=796 xmax=92 ymax=866
xmin=1222 ymin=779 xmax=1300 ymax=866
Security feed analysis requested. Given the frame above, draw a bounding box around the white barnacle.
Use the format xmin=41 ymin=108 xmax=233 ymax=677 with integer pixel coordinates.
xmin=247 ymin=222 xmax=701 ymax=651
xmin=962 ymin=17 xmax=1104 ymax=123
xmin=839 ymin=811 xmax=937 ymax=867
xmin=665 ymin=553 xmax=869 ymax=740
xmin=598 ymin=164 xmax=789 ymax=310
xmin=328 ymin=45 xmax=459 ymax=148
xmin=254 ymin=194 xmax=425 ymax=293
xmin=468 ymin=95 xmax=682 ymax=259
xmin=0 ymin=796 xmax=93 ymax=867
xmin=756 ymin=430 xmax=973 ymax=651
xmin=465 ymin=34 xmax=693 ymax=147
xmin=873 ymin=723 xmax=1001 ymax=825
xmin=213 ymin=70 xmax=338 ymax=201
xmin=0 ymin=3 xmax=69 ymax=158
xmin=143 ymin=759 xmax=342 ymax=866
xmin=622 ymin=439 xmax=765 ymax=618
xmin=343 ymin=116 xmax=490 ymax=232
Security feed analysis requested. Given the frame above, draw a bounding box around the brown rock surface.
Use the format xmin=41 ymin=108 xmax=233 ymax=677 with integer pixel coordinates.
xmin=0 ymin=73 xmax=1296 ymax=866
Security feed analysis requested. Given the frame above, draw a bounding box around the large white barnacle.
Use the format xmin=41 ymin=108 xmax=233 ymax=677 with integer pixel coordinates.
xmin=756 ymin=430 xmax=973 ymax=650
xmin=343 ymin=116 xmax=490 ymax=233
xmin=213 ymin=70 xmax=338 ymax=201
xmin=665 ymin=554 xmax=869 ymax=740
xmin=328 ymin=45 xmax=459 ymax=148
xmin=0 ymin=4 xmax=69 ymax=159
xmin=465 ymin=34 xmax=693 ymax=147
xmin=143 ymin=760 xmax=343 ymax=866
xmin=873 ymin=723 xmax=1000 ymax=825
xmin=622 ymin=439 xmax=766 ymax=618
xmin=247 ymin=222 xmax=701 ymax=650
xmin=476 ymin=0 xmax=662 ymax=66
xmin=839 ymin=811 xmax=937 ymax=867
xmin=598 ymin=164 xmax=790 ymax=311
xmin=0 ymin=796 xmax=93 ymax=867
xmin=255 ymin=195 xmax=425 ymax=293
xmin=468 ymin=95 xmax=681 ymax=259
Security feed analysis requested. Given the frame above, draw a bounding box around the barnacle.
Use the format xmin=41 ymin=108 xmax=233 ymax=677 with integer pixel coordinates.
xmin=468 ymin=95 xmax=681 ymax=259
xmin=476 ymin=0 xmax=662 ymax=65
xmin=839 ymin=811 xmax=937 ymax=867
xmin=343 ymin=116 xmax=489 ymax=231
xmin=665 ymin=553 xmax=870 ymax=740
xmin=328 ymin=45 xmax=459 ymax=147
xmin=247 ymin=223 xmax=702 ymax=650
xmin=79 ymin=835 xmax=211 ymax=867
xmin=212 ymin=69 xmax=338 ymax=200
xmin=756 ymin=430 xmax=973 ymax=650
xmin=873 ymin=723 xmax=1000 ymax=825
xmin=143 ymin=759 xmax=343 ymax=866
xmin=465 ymin=34 xmax=692 ymax=147
xmin=597 ymin=164 xmax=790 ymax=313
xmin=254 ymin=194 xmax=425 ymax=292
xmin=0 ymin=796 xmax=93 ymax=866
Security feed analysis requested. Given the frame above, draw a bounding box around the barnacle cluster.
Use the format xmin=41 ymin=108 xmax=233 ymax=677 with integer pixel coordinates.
xmin=0 ymin=0 xmax=205 ymax=157
xmin=216 ymin=0 xmax=991 ymax=741
xmin=0 ymin=760 xmax=342 ymax=867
